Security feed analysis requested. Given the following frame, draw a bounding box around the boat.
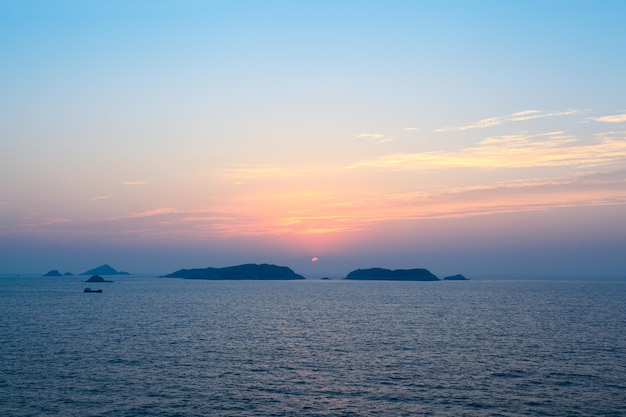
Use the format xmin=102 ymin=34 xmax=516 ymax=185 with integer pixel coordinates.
xmin=83 ymin=287 xmax=102 ymax=293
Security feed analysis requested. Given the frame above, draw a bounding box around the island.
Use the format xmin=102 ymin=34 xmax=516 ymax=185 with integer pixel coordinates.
xmin=162 ymin=263 xmax=305 ymax=280
xmin=44 ymin=270 xmax=75 ymax=276
xmin=80 ymin=264 xmax=130 ymax=275
xmin=345 ymin=268 xmax=440 ymax=281
xmin=85 ymin=275 xmax=113 ymax=283
xmin=443 ymin=274 xmax=469 ymax=280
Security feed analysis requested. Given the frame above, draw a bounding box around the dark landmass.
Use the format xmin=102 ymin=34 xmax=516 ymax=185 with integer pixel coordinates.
xmin=345 ymin=268 xmax=440 ymax=281
xmin=444 ymin=274 xmax=469 ymax=280
xmin=85 ymin=275 xmax=113 ymax=283
xmin=45 ymin=270 xmax=74 ymax=276
xmin=81 ymin=264 xmax=130 ymax=275
xmin=163 ymin=263 xmax=306 ymax=280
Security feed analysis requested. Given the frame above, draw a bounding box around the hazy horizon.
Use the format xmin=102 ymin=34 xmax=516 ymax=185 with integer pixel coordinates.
xmin=2 ymin=1 xmax=625 ymax=279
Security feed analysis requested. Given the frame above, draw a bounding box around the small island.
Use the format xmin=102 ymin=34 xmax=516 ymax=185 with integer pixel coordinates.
xmin=85 ymin=275 xmax=113 ymax=283
xmin=443 ymin=274 xmax=469 ymax=280
xmin=345 ymin=268 xmax=440 ymax=281
xmin=81 ymin=264 xmax=130 ymax=276
xmin=163 ymin=263 xmax=305 ymax=280
xmin=44 ymin=269 xmax=74 ymax=277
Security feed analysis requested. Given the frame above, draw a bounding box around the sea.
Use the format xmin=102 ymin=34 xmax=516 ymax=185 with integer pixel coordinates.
xmin=1 ymin=275 xmax=625 ymax=416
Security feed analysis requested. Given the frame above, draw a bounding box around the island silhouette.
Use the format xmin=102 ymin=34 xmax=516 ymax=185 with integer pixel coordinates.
xmin=85 ymin=275 xmax=113 ymax=283
xmin=163 ymin=263 xmax=305 ymax=280
xmin=345 ymin=268 xmax=440 ymax=281
xmin=43 ymin=270 xmax=74 ymax=277
xmin=80 ymin=264 xmax=130 ymax=276
xmin=443 ymin=274 xmax=469 ymax=280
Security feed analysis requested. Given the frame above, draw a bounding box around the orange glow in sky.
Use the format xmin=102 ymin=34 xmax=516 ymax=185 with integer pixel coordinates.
xmin=1 ymin=2 xmax=625 ymax=277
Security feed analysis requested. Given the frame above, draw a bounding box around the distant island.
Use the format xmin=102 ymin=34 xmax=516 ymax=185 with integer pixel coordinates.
xmin=80 ymin=264 xmax=130 ymax=276
xmin=443 ymin=274 xmax=469 ymax=280
xmin=345 ymin=268 xmax=440 ymax=281
xmin=44 ymin=269 xmax=74 ymax=277
xmin=163 ymin=263 xmax=305 ymax=280
xmin=85 ymin=275 xmax=113 ymax=283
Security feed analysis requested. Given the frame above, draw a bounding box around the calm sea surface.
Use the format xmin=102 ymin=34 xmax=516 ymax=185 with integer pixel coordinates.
xmin=1 ymin=275 xmax=625 ymax=416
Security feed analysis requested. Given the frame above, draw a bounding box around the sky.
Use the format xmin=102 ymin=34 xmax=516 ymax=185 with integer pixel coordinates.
xmin=1 ymin=0 xmax=626 ymax=278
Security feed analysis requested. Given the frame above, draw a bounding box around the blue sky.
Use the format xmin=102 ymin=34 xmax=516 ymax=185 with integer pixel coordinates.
xmin=1 ymin=1 xmax=625 ymax=277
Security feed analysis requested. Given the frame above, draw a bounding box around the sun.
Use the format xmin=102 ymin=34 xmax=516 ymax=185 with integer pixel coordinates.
xmin=311 ymin=257 xmax=319 ymax=262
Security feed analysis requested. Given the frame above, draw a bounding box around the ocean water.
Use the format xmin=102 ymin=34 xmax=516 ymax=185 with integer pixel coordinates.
xmin=1 ymin=276 xmax=625 ymax=416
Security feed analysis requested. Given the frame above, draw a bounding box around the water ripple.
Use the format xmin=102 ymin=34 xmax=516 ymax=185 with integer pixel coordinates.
xmin=1 ymin=277 xmax=625 ymax=416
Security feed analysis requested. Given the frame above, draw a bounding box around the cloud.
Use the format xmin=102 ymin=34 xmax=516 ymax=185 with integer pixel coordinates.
xmin=5 ymin=117 xmax=624 ymax=241
xmin=276 ymin=214 xmax=368 ymax=234
xmin=123 ymin=181 xmax=148 ymax=185
xmin=354 ymin=133 xmax=393 ymax=143
xmin=402 ymin=127 xmax=420 ymax=131
xmin=216 ymin=164 xmax=301 ymax=182
xmin=436 ymin=109 xmax=580 ymax=132
xmin=90 ymin=195 xmax=109 ymax=201
xmin=345 ymin=131 xmax=626 ymax=170
xmin=216 ymin=163 xmax=342 ymax=183
xmin=12 ymin=208 xmax=254 ymax=240
xmin=6 ymin=167 xmax=625 ymax=241
xmin=43 ymin=218 xmax=72 ymax=225
xmin=593 ymin=113 xmax=626 ymax=123
xmin=277 ymin=169 xmax=626 ymax=229
xmin=10 ymin=216 xmax=73 ymax=232
xmin=124 ymin=208 xmax=178 ymax=219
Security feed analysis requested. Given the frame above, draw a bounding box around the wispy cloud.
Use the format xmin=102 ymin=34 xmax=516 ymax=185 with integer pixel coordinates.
xmin=217 ymin=164 xmax=295 ymax=181
xmin=43 ymin=217 xmax=72 ymax=225
xmin=6 ymin=119 xmax=625 ymax=241
xmin=124 ymin=207 xmax=178 ymax=219
xmin=593 ymin=113 xmax=626 ymax=123
xmin=90 ymin=195 xmax=109 ymax=201
xmin=276 ymin=169 xmax=626 ymax=229
xmin=354 ymin=133 xmax=393 ymax=144
xmin=216 ymin=163 xmax=337 ymax=183
xmin=345 ymin=131 xmax=626 ymax=170
xmin=436 ymin=109 xmax=580 ymax=132
xmin=6 ymin=168 xmax=625 ymax=240
xmin=12 ymin=216 xmax=73 ymax=232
